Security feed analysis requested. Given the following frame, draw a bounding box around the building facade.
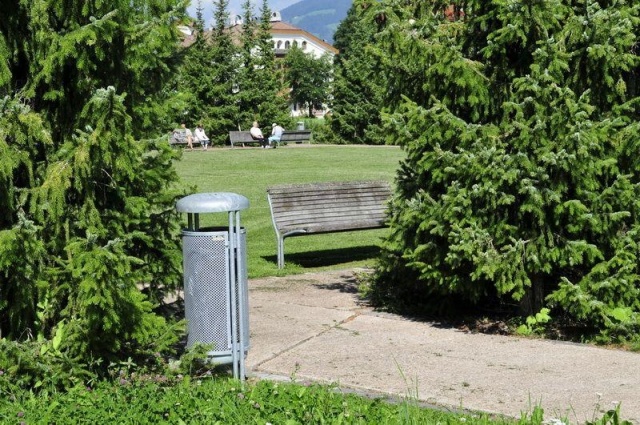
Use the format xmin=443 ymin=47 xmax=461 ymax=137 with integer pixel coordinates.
xmin=267 ymin=12 xmax=338 ymax=59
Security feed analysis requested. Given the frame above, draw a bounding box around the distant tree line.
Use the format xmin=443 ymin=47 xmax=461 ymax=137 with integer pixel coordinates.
xmin=175 ymin=0 xmax=334 ymax=145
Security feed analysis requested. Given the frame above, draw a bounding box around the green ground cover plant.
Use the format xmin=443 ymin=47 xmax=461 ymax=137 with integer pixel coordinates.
xmin=1 ymin=373 xmax=628 ymax=424
xmin=172 ymin=144 xmax=405 ymax=277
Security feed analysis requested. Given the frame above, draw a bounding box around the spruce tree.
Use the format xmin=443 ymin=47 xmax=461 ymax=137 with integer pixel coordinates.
xmin=234 ymin=0 xmax=289 ymax=129
xmin=331 ymin=2 xmax=386 ymax=144
xmin=178 ymin=0 xmax=211 ymax=126
xmin=236 ymin=0 xmax=261 ymax=125
xmin=18 ymin=0 xmax=184 ymax=141
xmin=0 ymin=0 xmax=186 ymax=366
xmin=196 ymin=0 xmax=241 ymax=142
xmin=254 ymin=0 xmax=290 ymax=127
xmin=366 ymin=0 xmax=640 ymax=343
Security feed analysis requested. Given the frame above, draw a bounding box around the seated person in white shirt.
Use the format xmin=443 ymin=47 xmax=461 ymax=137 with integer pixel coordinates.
xmin=250 ymin=121 xmax=268 ymax=148
xmin=268 ymin=123 xmax=284 ymax=148
xmin=194 ymin=124 xmax=210 ymax=150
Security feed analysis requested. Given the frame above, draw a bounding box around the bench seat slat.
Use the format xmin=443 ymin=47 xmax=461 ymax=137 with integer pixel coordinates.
xmin=273 ymin=208 xmax=387 ymax=221
xmin=270 ymin=190 xmax=391 ymax=200
xmin=280 ymin=221 xmax=386 ymax=235
xmin=277 ymin=216 xmax=387 ymax=229
xmin=271 ymin=200 xmax=389 ymax=211
xmin=280 ymin=130 xmax=312 ymax=143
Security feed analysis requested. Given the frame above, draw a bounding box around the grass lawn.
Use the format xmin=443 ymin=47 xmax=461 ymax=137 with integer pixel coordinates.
xmin=173 ymin=144 xmax=405 ymax=278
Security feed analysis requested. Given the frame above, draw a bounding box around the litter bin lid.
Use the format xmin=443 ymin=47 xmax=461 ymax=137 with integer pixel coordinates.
xmin=176 ymin=192 xmax=249 ymax=213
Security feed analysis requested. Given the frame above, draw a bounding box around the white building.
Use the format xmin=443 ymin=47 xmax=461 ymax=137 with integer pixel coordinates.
xmin=267 ymin=12 xmax=337 ymax=117
xmin=267 ymin=12 xmax=338 ymax=59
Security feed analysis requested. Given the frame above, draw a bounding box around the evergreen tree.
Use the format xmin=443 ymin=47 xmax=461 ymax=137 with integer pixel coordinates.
xmin=235 ymin=0 xmax=261 ymax=125
xmin=331 ymin=2 xmax=386 ymax=144
xmin=16 ymin=0 xmax=184 ymax=141
xmin=234 ymin=0 xmax=289 ymax=129
xmin=0 ymin=0 xmax=185 ymax=367
xmin=197 ymin=0 xmax=241 ymax=143
xmin=178 ymin=0 xmax=210 ymax=126
xmin=254 ymin=0 xmax=290 ymax=127
xmin=366 ymin=0 xmax=640 ymax=343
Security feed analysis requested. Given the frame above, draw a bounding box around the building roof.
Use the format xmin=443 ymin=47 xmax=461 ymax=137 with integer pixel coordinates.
xmin=269 ymin=21 xmax=338 ymax=55
xmin=180 ymin=17 xmax=338 ymax=56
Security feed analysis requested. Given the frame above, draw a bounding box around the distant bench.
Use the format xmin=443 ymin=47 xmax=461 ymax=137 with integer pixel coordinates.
xmin=229 ymin=131 xmax=262 ymax=147
xmin=169 ymin=129 xmax=200 ymax=147
xmin=279 ymin=130 xmax=312 ymax=145
xmin=229 ymin=130 xmax=313 ymax=147
xmin=267 ymin=180 xmax=392 ymax=268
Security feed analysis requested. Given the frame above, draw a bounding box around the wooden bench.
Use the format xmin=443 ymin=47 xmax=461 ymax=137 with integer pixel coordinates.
xmin=169 ymin=129 xmax=200 ymax=147
xmin=229 ymin=130 xmax=313 ymax=147
xmin=267 ymin=180 xmax=392 ymax=268
xmin=279 ymin=130 xmax=312 ymax=144
xmin=229 ymin=131 xmax=262 ymax=147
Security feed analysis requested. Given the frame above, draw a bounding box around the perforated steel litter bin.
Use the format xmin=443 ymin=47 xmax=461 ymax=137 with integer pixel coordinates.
xmin=176 ymin=192 xmax=250 ymax=380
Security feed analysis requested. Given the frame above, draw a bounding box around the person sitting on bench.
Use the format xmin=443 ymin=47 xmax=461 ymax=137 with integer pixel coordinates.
xmin=194 ymin=124 xmax=210 ymax=150
xmin=250 ymin=121 xmax=268 ymax=148
xmin=182 ymin=123 xmax=194 ymax=150
xmin=268 ymin=123 xmax=284 ymax=148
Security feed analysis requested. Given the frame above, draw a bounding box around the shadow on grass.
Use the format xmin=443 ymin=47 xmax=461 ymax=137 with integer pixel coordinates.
xmin=262 ymin=245 xmax=381 ymax=269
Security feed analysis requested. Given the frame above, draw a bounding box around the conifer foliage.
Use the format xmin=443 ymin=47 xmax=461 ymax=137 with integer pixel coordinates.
xmin=0 ymin=0 xmax=186 ymax=369
xmin=235 ymin=0 xmax=290 ymax=128
xmin=366 ymin=0 xmax=640 ymax=343
xmin=331 ymin=2 xmax=386 ymax=144
xmin=180 ymin=0 xmax=242 ymax=143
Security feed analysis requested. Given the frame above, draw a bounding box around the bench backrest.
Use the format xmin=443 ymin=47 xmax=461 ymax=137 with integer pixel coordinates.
xmin=280 ymin=130 xmax=312 ymax=142
xmin=229 ymin=131 xmax=256 ymax=143
xmin=267 ymin=181 xmax=392 ymax=237
xmin=170 ymin=129 xmax=187 ymax=143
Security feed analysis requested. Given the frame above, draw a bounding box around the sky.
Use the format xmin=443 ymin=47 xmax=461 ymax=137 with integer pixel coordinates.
xmin=187 ymin=0 xmax=300 ymax=26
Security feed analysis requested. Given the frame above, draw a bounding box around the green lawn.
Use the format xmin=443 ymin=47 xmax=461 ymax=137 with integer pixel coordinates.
xmin=173 ymin=144 xmax=405 ymax=277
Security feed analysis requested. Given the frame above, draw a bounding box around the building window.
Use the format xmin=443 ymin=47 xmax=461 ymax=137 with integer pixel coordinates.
xmin=285 ymin=41 xmax=290 ymax=49
xmin=301 ymin=41 xmax=307 ymax=50
xmin=277 ymin=40 xmax=282 ymax=49
xmin=293 ymin=40 xmax=298 ymax=48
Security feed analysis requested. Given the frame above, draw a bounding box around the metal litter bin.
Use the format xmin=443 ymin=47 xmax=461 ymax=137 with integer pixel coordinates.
xmin=296 ymin=121 xmax=305 ymax=130
xmin=176 ymin=192 xmax=250 ymax=380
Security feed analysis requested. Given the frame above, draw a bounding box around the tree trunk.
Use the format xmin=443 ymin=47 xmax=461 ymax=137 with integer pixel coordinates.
xmin=519 ymin=275 xmax=544 ymax=316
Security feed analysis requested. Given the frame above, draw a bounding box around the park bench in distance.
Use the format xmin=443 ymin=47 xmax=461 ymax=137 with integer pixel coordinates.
xmin=279 ymin=130 xmax=312 ymax=145
xmin=229 ymin=131 xmax=263 ymax=147
xmin=169 ymin=129 xmax=200 ymax=147
xmin=228 ymin=130 xmax=313 ymax=147
xmin=266 ymin=180 xmax=392 ymax=268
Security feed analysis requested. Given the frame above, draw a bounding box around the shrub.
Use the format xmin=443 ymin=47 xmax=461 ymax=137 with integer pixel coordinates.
xmin=366 ymin=1 xmax=640 ymax=343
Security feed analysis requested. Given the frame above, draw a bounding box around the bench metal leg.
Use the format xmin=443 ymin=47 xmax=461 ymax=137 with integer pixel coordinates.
xmin=277 ymin=236 xmax=285 ymax=269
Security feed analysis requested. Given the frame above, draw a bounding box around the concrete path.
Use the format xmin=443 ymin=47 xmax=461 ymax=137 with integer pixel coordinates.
xmin=245 ymin=270 xmax=640 ymax=424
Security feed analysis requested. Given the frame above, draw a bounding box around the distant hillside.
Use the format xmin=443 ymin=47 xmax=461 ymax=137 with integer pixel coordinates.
xmin=280 ymin=0 xmax=351 ymax=45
